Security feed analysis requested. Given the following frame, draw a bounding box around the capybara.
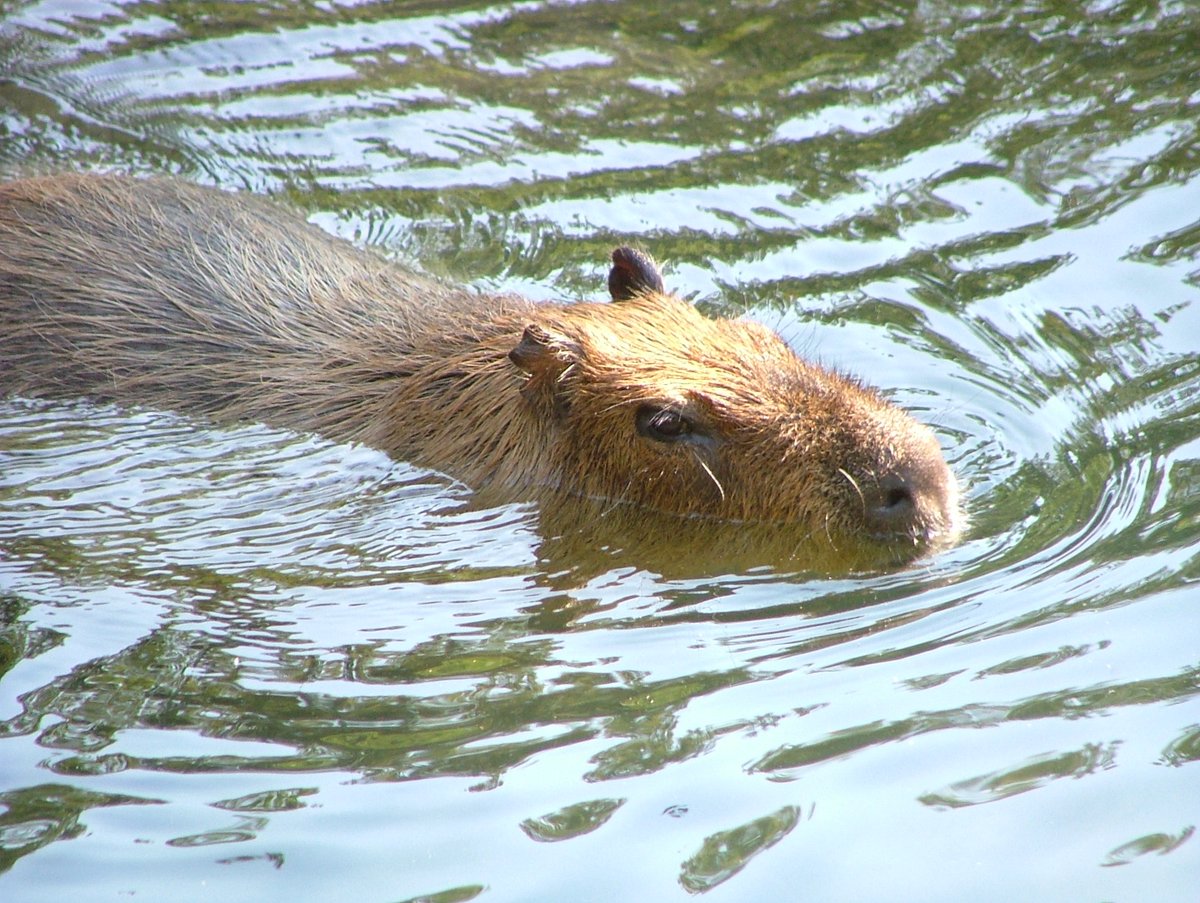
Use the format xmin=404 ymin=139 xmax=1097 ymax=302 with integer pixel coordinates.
xmin=0 ymin=174 xmax=961 ymax=561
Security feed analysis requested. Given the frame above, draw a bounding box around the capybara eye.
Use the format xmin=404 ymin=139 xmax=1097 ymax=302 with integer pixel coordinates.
xmin=636 ymin=404 xmax=692 ymax=442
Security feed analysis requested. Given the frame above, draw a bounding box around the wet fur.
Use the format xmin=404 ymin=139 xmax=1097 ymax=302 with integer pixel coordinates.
xmin=0 ymin=174 xmax=959 ymax=553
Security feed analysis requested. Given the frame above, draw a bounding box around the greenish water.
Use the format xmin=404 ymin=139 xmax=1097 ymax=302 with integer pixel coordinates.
xmin=1 ymin=2 xmax=1198 ymax=901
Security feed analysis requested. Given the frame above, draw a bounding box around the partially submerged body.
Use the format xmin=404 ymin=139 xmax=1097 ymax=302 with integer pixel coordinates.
xmin=0 ymin=174 xmax=961 ymax=564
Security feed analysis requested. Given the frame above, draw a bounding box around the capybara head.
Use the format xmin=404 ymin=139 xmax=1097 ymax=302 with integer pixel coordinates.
xmin=506 ymin=249 xmax=960 ymax=558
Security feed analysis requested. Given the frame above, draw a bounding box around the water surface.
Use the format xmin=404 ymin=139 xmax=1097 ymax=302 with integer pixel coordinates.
xmin=1 ymin=2 xmax=1198 ymax=901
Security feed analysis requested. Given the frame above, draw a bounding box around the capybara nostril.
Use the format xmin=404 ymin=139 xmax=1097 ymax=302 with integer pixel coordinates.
xmin=861 ymin=473 xmax=920 ymax=538
xmin=880 ymin=476 xmax=917 ymax=518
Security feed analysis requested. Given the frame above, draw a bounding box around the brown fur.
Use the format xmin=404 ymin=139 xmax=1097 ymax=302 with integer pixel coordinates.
xmin=0 ymin=173 xmax=960 ymax=558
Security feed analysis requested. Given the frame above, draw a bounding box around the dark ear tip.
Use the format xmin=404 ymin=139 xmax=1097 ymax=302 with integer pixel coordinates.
xmin=610 ymin=246 xmax=655 ymax=272
xmin=608 ymin=246 xmax=665 ymax=301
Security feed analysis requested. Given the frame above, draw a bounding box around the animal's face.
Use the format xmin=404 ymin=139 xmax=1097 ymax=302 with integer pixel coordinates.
xmin=509 ymin=294 xmax=960 ymax=555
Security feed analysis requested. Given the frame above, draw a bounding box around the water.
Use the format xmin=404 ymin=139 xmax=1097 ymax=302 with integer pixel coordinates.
xmin=1 ymin=2 xmax=1198 ymax=900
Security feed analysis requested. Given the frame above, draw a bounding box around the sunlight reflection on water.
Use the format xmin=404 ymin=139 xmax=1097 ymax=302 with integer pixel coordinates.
xmin=2 ymin=1 xmax=1199 ymax=901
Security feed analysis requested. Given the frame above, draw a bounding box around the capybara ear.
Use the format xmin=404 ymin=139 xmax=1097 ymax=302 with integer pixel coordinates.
xmin=608 ymin=246 xmax=665 ymax=301
xmin=508 ymin=324 xmax=580 ymax=374
xmin=508 ymin=324 xmax=581 ymax=418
